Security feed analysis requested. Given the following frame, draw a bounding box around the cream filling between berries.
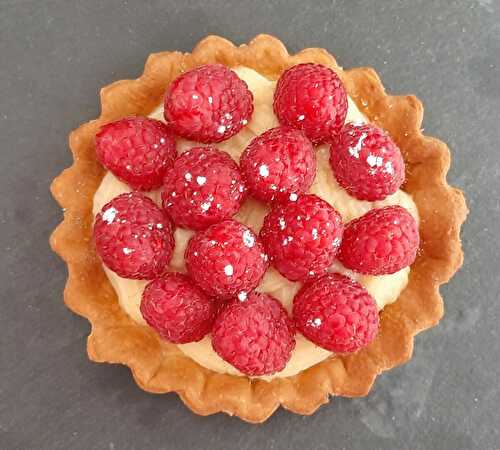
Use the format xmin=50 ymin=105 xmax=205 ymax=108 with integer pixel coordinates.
xmin=93 ymin=66 xmax=419 ymax=379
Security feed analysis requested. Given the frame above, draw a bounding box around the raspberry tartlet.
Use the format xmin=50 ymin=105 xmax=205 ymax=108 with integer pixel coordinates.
xmin=51 ymin=35 xmax=467 ymax=423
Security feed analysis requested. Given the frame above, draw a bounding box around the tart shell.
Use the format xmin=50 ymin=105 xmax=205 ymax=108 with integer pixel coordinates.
xmin=50 ymin=34 xmax=467 ymax=423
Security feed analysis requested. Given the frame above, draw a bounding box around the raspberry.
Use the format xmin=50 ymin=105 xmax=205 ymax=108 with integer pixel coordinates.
xmin=293 ymin=273 xmax=379 ymax=353
xmin=185 ymin=220 xmax=268 ymax=299
xmin=330 ymin=122 xmax=405 ymax=201
xmin=140 ymin=273 xmax=216 ymax=344
xmin=93 ymin=192 xmax=174 ymax=280
xmin=240 ymin=126 xmax=316 ymax=203
xmin=212 ymin=292 xmax=295 ymax=376
xmin=273 ymin=63 xmax=348 ymax=144
xmin=161 ymin=147 xmax=246 ymax=230
xmin=260 ymin=194 xmax=344 ymax=282
xmin=95 ymin=117 xmax=176 ymax=191
xmin=338 ymin=205 xmax=419 ymax=275
xmin=164 ymin=64 xmax=253 ymax=143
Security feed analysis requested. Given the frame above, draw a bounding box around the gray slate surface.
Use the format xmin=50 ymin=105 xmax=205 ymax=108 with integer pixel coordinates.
xmin=1 ymin=0 xmax=499 ymax=449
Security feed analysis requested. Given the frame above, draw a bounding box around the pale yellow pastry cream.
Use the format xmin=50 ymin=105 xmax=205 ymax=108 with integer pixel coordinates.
xmin=93 ymin=67 xmax=418 ymax=379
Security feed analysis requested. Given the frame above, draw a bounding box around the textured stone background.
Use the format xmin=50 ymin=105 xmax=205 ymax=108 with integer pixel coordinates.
xmin=1 ymin=1 xmax=499 ymax=449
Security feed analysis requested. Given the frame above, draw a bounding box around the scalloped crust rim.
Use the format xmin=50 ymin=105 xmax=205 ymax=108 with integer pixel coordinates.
xmin=50 ymin=34 xmax=467 ymax=423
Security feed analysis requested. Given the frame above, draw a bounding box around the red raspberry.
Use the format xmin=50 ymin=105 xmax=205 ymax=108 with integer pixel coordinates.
xmin=212 ymin=292 xmax=295 ymax=376
xmin=93 ymin=192 xmax=174 ymax=280
xmin=95 ymin=117 xmax=176 ymax=191
xmin=260 ymin=194 xmax=344 ymax=282
xmin=330 ymin=122 xmax=405 ymax=201
xmin=239 ymin=126 xmax=316 ymax=203
xmin=293 ymin=273 xmax=379 ymax=353
xmin=338 ymin=205 xmax=419 ymax=275
xmin=140 ymin=273 xmax=216 ymax=344
xmin=164 ymin=64 xmax=254 ymax=143
xmin=185 ymin=220 xmax=268 ymax=300
xmin=161 ymin=147 xmax=246 ymax=230
xmin=273 ymin=63 xmax=348 ymax=144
